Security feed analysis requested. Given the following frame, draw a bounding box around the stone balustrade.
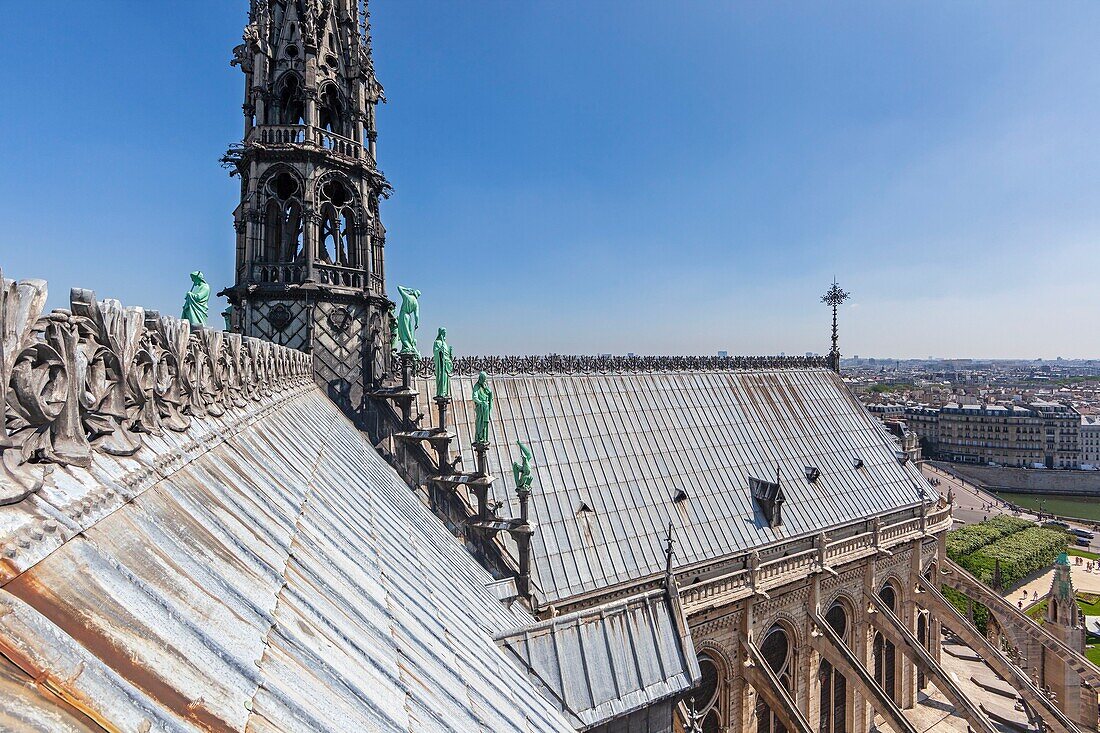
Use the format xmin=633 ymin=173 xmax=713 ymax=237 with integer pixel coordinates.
xmin=317 ymin=129 xmax=363 ymax=160
xmin=314 ymin=262 xmax=365 ymax=289
xmin=0 ymin=267 xmax=313 ymax=506
xmin=254 ymin=124 xmax=308 ymax=145
xmin=249 ymin=125 xmax=371 ymax=164
xmin=681 ymin=506 xmax=950 ymax=614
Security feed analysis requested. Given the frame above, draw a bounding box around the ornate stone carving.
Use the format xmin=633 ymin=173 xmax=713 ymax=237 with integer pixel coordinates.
xmin=416 ymin=353 xmax=832 ymax=377
xmin=1 ymin=272 xmax=52 ymax=504
xmin=268 ymin=303 xmax=292 ymax=331
xmin=70 ymin=292 xmax=144 ymax=456
xmin=0 ymin=270 xmax=312 ymax=505
xmin=327 ymin=306 xmax=351 ymax=333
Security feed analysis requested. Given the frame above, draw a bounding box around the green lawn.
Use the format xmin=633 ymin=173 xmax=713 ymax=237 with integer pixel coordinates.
xmin=1078 ymin=593 xmax=1100 ymax=616
xmin=1070 ymin=548 xmax=1100 ymax=561
xmin=1088 ymin=645 xmax=1100 ymax=667
xmin=1026 ymin=599 xmax=1049 ymax=622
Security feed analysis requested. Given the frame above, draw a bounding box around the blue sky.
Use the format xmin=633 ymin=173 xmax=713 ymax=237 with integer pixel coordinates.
xmin=2 ymin=2 xmax=1099 ymax=358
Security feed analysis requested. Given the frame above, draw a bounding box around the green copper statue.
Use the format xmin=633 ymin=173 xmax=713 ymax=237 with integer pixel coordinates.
xmin=388 ymin=302 xmax=399 ymax=354
xmin=396 ymin=285 xmax=421 ymax=357
xmin=181 ymin=271 xmax=210 ymax=327
xmin=512 ymin=441 xmax=534 ymax=495
xmin=432 ymin=327 xmax=453 ymax=399
xmin=472 ymin=371 xmax=493 ymax=444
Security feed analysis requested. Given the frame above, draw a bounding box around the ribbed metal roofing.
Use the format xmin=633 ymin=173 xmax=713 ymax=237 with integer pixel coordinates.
xmin=0 ymin=387 xmax=575 ymax=732
xmin=415 ymin=368 xmax=934 ymax=605
xmin=496 ymin=589 xmax=700 ymax=729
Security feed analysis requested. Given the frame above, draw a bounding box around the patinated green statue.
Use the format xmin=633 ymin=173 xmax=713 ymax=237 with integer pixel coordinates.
xmin=396 ymin=285 xmax=421 ymax=356
xmin=432 ymin=327 xmax=453 ymax=399
xmin=472 ymin=371 xmax=493 ymax=444
xmin=388 ymin=302 xmax=399 ymax=354
xmin=181 ymin=271 xmax=210 ymax=327
xmin=512 ymin=441 xmax=534 ymax=495
xmin=221 ymin=307 xmax=232 ymax=331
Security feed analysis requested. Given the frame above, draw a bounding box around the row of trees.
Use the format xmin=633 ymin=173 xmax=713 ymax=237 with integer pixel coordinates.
xmin=944 ymin=514 xmax=1072 ymax=631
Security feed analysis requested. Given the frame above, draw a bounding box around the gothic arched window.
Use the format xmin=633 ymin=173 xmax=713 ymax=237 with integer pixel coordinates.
xmin=757 ymin=625 xmax=793 ymax=733
xmin=916 ymin=612 xmax=929 ymax=691
xmin=676 ymin=653 xmax=723 ymax=733
xmin=318 ymin=84 xmax=344 ymax=135
xmin=818 ymin=603 xmax=849 ymax=733
xmin=272 ymin=74 xmax=305 ymax=126
xmin=318 ymin=178 xmax=356 ymax=267
xmin=874 ymin=583 xmax=899 ymax=702
xmin=260 ymin=171 xmax=304 ymax=270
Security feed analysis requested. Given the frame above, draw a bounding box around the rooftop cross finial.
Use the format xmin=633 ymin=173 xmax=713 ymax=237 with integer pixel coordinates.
xmin=821 ymin=279 xmax=850 ymax=373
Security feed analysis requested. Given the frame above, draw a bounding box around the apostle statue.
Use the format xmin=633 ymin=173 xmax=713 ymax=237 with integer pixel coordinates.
xmin=432 ymin=327 xmax=453 ymax=399
xmin=512 ymin=441 xmax=534 ymax=496
xmin=472 ymin=371 xmax=493 ymax=445
xmin=388 ymin=302 xmax=399 ymax=355
xmin=396 ymin=285 xmax=421 ymax=357
xmin=181 ymin=271 xmax=210 ymax=327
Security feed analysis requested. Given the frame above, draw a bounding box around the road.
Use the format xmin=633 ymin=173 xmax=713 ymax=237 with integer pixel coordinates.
xmin=920 ymin=462 xmax=1100 ymax=554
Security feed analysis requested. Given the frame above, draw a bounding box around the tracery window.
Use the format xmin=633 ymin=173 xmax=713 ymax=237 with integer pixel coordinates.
xmin=317 ymin=178 xmax=357 ymax=266
xmin=260 ymin=171 xmax=304 ymax=268
xmin=318 ymin=84 xmax=345 ymax=135
xmin=874 ymin=584 xmax=898 ymax=702
xmin=916 ymin=611 xmax=929 ymax=691
xmin=818 ymin=603 xmax=849 ymax=733
xmin=270 ymin=74 xmax=305 ymax=126
xmin=757 ymin=625 xmax=794 ymax=733
xmin=675 ymin=653 xmax=723 ymax=733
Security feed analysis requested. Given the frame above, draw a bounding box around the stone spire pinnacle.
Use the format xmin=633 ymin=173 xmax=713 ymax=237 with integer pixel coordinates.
xmin=1046 ymin=552 xmax=1081 ymax=630
xmin=222 ymin=0 xmax=396 ymax=434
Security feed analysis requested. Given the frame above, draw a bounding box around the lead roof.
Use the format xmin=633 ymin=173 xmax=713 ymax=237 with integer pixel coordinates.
xmin=418 ymin=368 xmax=935 ymax=605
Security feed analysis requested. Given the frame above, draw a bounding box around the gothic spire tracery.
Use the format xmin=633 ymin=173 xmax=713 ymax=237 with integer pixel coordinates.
xmin=223 ymin=0 xmax=394 ymax=402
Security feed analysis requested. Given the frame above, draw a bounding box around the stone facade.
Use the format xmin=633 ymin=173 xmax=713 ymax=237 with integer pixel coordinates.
xmin=673 ymin=524 xmax=945 ymax=733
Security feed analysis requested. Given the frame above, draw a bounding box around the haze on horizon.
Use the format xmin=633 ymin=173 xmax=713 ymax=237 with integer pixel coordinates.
xmin=1 ymin=2 xmax=1098 ymax=360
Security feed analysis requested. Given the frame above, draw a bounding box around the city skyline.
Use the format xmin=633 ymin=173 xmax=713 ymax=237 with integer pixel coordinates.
xmin=2 ymin=2 xmax=1099 ymax=358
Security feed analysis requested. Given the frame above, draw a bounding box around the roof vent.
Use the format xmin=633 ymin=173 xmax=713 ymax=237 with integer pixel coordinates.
xmin=852 ymin=457 xmax=865 ymax=469
xmin=673 ymin=489 xmax=688 ymax=503
xmin=576 ymin=502 xmax=594 ymax=516
xmin=804 ymin=466 xmax=821 ymax=483
xmin=750 ymin=475 xmax=785 ymax=528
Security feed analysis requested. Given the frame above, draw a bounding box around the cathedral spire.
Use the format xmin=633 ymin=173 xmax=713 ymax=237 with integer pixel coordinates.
xmin=222 ymin=0 xmax=395 ymax=432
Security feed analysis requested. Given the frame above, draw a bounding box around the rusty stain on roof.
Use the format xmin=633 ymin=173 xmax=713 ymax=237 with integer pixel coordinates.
xmin=0 ymin=386 xmax=577 ymax=732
